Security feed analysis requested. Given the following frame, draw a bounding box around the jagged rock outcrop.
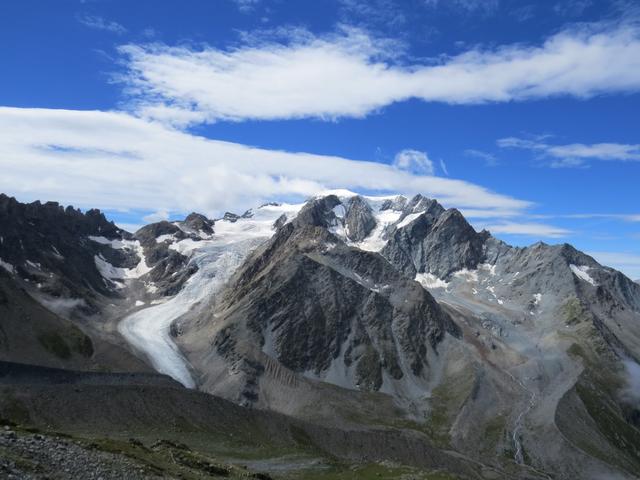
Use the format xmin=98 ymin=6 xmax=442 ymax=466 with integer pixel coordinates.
xmin=344 ymin=195 xmax=376 ymax=242
xmin=0 ymin=194 xmax=134 ymax=308
xmin=181 ymin=212 xmax=214 ymax=236
xmin=134 ymin=222 xmax=193 ymax=296
xmin=381 ymin=195 xmax=486 ymax=278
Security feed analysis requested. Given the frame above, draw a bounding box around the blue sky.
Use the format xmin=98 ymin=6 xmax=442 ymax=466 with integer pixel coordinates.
xmin=1 ymin=0 xmax=639 ymax=277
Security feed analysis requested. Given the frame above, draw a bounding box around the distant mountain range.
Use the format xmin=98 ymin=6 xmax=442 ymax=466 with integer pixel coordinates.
xmin=1 ymin=191 xmax=640 ymax=479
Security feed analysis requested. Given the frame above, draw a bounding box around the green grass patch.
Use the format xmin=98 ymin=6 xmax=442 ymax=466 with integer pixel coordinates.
xmin=37 ymin=325 xmax=93 ymax=360
xmin=562 ymin=297 xmax=587 ymax=326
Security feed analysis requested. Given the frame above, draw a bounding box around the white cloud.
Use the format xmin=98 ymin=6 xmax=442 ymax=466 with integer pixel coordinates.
xmin=587 ymin=251 xmax=640 ymax=279
xmin=393 ymin=149 xmax=435 ymax=176
xmin=477 ymin=221 xmax=572 ymax=238
xmin=0 ymin=107 xmax=530 ymax=219
xmin=498 ymin=137 xmax=640 ymax=167
xmin=77 ymin=14 xmax=126 ymax=35
xmin=117 ymin=22 xmax=640 ymax=124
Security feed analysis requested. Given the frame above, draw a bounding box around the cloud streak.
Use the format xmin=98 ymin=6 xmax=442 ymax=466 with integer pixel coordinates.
xmin=465 ymin=149 xmax=499 ymax=166
xmin=587 ymin=251 xmax=640 ymax=279
xmin=475 ymin=221 xmax=572 ymax=238
xmin=117 ymin=22 xmax=640 ymax=124
xmin=498 ymin=137 xmax=640 ymax=167
xmin=77 ymin=14 xmax=126 ymax=35
xmin=0 ymin=107 xmax=531 ymax=219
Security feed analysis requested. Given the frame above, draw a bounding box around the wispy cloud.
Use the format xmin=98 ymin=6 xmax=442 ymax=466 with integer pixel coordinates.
xmin=338 ymin=0 xmax=407 ymax=28
xmin=439 ymin=159 xmax=449 ymax=176
xmin=465 ymin=149 xmax=499 ymax=166
xmin=553 ymin=0 xmax=593 ymax=17
xmin=536 ymin=213 xmax=640 ymax=222
xmin=231 ymin=0 xmax=261 ymax=13
xmin=77 ymin=14 xmax=126 ymax=35
xmin=498 ymin=137 xmax=640 ymax=167
xmin=0 ymin=107 xmax=530 ymax=219
xmin=117 ymin=21 xmax=640 ymax=125
xmin=476 ymin=221 xmax=572 ymax=238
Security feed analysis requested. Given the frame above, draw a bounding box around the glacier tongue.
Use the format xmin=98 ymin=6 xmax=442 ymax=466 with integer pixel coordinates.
xmin=118 ymin=202 xmax=303 ymax=388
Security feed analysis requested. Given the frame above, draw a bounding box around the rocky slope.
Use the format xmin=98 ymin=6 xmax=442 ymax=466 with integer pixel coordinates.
xmin=1 ymin=192 xmax=640 ymax=479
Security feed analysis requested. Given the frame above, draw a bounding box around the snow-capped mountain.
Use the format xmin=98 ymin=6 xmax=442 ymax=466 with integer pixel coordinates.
xmin=2 ymin=191 xmax=640 ymax=479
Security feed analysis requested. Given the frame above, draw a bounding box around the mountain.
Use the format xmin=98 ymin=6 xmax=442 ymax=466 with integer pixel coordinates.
xmin=1 ymin=192 xmax=640 ymax=480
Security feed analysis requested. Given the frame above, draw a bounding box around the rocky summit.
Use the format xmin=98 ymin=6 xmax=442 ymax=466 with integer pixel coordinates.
xmin=1 ymin=192 xmax=640 ymax=480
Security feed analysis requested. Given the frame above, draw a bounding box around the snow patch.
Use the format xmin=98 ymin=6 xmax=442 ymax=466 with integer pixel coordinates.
xmin=569 ymin=264 xmax=598 ymax=286
xmin=94 ymin=255 xmax=129 ymax=280
xmin=0 ymin=259 xmax=14 ymax=274
xmin=415 ymin=272 xmax=449 ymax=290
xmin=89 ymin=236 xmax=151 ymax=279
xmin=50 ymin=245 xmax=63 ymax=259
xmin=353 ymin=205 xmax=403 ymax=252
xmin=453 ymin=268 xmax=479 ymax=282
xmin=332 ymin=203 xmax=346 ymax=219
xmin=135 ymin=300 xmax=145 ymax=307
xmin=156 ymin=233 xmax=177 ymax=243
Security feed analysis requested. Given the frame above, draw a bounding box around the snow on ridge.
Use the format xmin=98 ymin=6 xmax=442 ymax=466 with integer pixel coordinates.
xmin=569 ymin=264 xmax=598 ymax=286
xmin=396 ymin=212 xmax=422 ymax=229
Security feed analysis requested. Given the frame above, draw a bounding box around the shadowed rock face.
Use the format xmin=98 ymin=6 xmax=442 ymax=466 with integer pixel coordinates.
xmin=292 ymin=195 xmax=342 ymax=228
xmin=182 ymin=212 xmax=214 ymax=235
xmin=381 ymin=196 xmax=486 ymax=279
xmin=134 ymin=221 xmax=196 ymax=296
xmin=344 ymin=195 xmax=376 ymax=242
xmin=0 ymin=194 xmax=132 ymax=306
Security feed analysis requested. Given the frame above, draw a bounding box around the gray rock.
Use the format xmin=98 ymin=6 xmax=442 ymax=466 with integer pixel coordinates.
xmin=344 ymin=196 xmax=376 ymax=242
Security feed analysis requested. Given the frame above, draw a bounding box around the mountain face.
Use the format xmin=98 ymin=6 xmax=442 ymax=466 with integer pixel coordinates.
xmin=187 ymin=201 xmax=459 ymax=405
xmin=2 ymin=192 xmax=640 ymax=480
